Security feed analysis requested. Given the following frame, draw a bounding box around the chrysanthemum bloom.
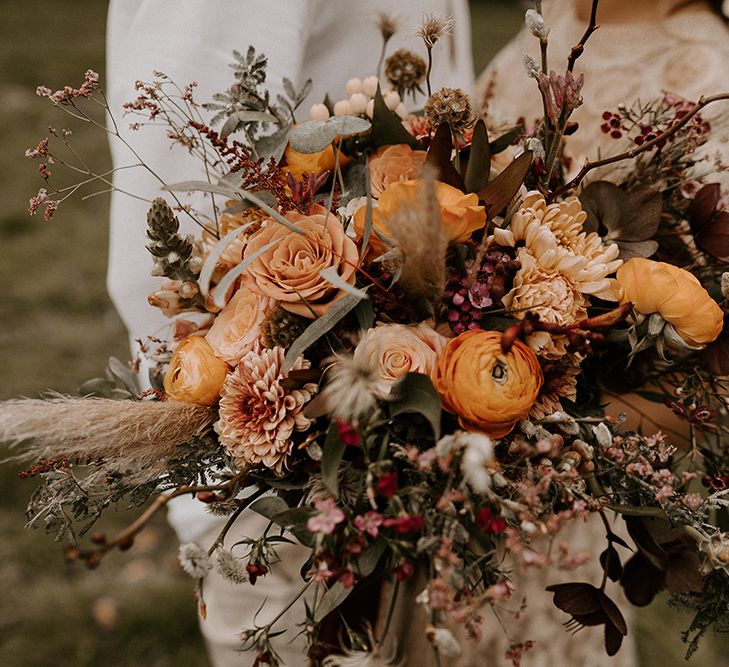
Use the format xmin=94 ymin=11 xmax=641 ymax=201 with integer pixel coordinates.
xmin=434 ymin=330 xmax=543 ymax=438
xmin=205 ymin=288 xmax=273 ymax=365
xmin=352 ymin=322 xmax=448 ymax=398
xmin=215 ymin=343 xmax=317 ymax=474
xmin=617 ymin=257 xmax=723 ymax=347
xmin=164 ymin=336 xmax=229 ymax=405
xmin=353 ymin=179 xmax=485 ymax=255
xmin=368 ymin=144 xmax=426 ymax=198
xmin=241 ymin=205 xmax=358 ymax=317
xmin=498 ymin=192 xmax=622 ymax=357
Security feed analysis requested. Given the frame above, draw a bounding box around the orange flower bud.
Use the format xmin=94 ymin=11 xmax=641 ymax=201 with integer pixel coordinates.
xmin=616 ymin=258 xmax=723 ymax=346
xmin=434 ymin=330 xmax=543 ymax=438
xmin=163 ymin=336 xmax=229 ymax=405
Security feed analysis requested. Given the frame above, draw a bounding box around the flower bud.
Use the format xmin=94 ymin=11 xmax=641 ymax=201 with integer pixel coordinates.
xmin=348 ymin=92 xmax=368 ymax=115
xmin=333 ymin=99 xmax=352 ymax=116
xmin=362 ymin=75 xmax=379 ymax=98
xmin=309 ymin=103 xmax=330 ymax=121
xmin=525 ymin=9 xmax=549 ymax=40
xmin=345 ymin=78 xmax=363 ymax=96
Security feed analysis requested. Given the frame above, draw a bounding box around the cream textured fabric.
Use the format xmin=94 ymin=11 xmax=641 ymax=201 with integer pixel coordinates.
xmin=477 ymin=0 xmax=729 ymax=185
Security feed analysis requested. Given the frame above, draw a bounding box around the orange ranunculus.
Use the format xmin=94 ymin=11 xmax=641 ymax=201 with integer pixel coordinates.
xmin=434 ymin=330 xmax=543 ymax=438
xmin=163 ymin=336 xmax=229 ymax=406
xmin=369 ymin=144 xmax=427 ymax=198
xmin=283 ymin=143 xmax=336 ymax=181
xmin=616 ymin=258 xmax=723 ymax=346
xmin=240 ymin=205 xmax=359 ymax=318
xmin=353 ymin=179 xmax=486 ymax=254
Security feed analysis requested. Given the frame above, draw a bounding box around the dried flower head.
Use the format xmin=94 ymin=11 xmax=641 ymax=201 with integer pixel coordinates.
xmin=376 ymin=12 xmax=398 ymax=41
xmin=415 ymin=12 xmax=455 ymax=49
xmin=179 ymin=543 xmax=212 ymax=578
xmin=306 ymin=354 xmax=380 ymax=422
xmin=525 ymin=9 xmax=549 ymax=41
xmin=384 ymin=49 xmax=426 ymax=97
xmin=424 ymin=87 xmax=472 ymax=130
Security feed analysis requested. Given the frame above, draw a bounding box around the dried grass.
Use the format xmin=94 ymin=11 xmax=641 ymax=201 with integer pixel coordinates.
xmin=0 ymin=396 xmax=214 ymax=475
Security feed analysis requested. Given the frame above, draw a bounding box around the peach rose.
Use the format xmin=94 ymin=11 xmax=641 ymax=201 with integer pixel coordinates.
xmin=369 ymin=144 xmax=427 ymax=198
xmin=352 ymin=322 xmax=448 ymax=398
xmin=241 ymin=205 xmax=359 ymax=318
xmin=434 ymin=330 xmax=543 ymax=438
xmin=353 ymin=179 xmax=486 ymax=254
xmin=617 ymin=258 xmax=723 ymax=346
xmin=163 ymin=336 xmax=229 ymax=406
xmin=205 ymin=288 xmax=272 ymax=365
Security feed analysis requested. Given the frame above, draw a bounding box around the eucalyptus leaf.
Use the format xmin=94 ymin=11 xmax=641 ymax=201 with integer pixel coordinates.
xmin=388 ymin=372 xmax=442 ymax=439
xmin=283 ymin=292 xmax=364 ymax=372
xmin=108 ymin=357 xmax=139 ymax=396
xmin=198 ymin=220 xmax=259 ymax=297
xmin=272 ymin=506 xmax=314 ymax=527
xmin=255 ymin=126 xmax=290 ymax=165
xmin=319 ymin=267 xmax=369 ymax=300
xmin=288 ymin=116 xmax=371 ymax=154
xmin=220 ymin=110 xmax=278 ymax=139
xmin=357 ymin=537 xmax=387 ymax=576
xmin=359 ymin=160 xmax=374 ymax=262
xmin=321 ymin=424 xmax=346 ymax=496
xmin=250 ymin=496 xmax=290 ymax=521
xmin=165 ymin=180 xmax=242 ymax=199
xmin=313 ymin=581 xmax=352 ymax=622
xmin=211 ymin=237 xmax=282 ymax=308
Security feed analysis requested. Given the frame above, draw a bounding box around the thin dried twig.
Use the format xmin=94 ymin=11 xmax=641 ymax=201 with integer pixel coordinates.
xmin=567 ymin=0 xmax=600 ymax=73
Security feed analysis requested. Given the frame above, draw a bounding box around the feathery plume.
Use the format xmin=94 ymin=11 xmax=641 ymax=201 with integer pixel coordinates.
xmin=0 ymin=396 xmax=214 ymax=480
xmin=386 ymin=164 xmax=448 ymax=313
xmin=415 ymin=12 xmax=455 ymax=48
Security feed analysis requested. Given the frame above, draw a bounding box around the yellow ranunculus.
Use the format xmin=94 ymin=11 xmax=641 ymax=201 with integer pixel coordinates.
xmin=353 ymin=179 xmax=486 ymax=255
xmin=616 ymin=258 xmax=723 ymax=346
xmin=283 ymin=143 xmax=350 ymax=181
xmin=434 ymin=330 xmax=543 ymax=438
xmin=163 ymin=336 xmax=229 ymax=405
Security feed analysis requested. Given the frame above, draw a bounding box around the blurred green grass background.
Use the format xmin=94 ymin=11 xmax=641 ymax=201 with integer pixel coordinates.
xmin=0 ymin=1 xmax=725 ymax=665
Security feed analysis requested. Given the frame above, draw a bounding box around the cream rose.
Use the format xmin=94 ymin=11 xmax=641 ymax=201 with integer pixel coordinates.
xmin=241 ymin=205 xmax=359 ymax=318
xmin=205 ymin=288 xmax=272 ymax=365
xmin=352 ymin=322 xmax=448 ymax=398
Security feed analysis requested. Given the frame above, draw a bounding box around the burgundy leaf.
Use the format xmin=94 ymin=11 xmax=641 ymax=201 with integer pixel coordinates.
xmin=620 ymin=551 xmax=665 ymax=607
xmin=695 ymin=211 xmax=729 ymax=262
xmin=665 ymin=543 xmax=703 ymax=594
xmin=597 ymin=590 xmax=628 ymax=636
xmin=604 ymin=622 xmax=625 ymax=657
xmin=687 ymin=183 xmax=721 ymax=235
xmin=425 ymin=123 xmax=465 ymax=191
xmin=703 ymin=329 xmax=729 ymax=375
xmin=546 ymin=582 xmax=601 ymax=616
xmin=478 ymin=150 xmax=532 ymax=219
xmin=600 ymin=545 xmax=623 ymax=582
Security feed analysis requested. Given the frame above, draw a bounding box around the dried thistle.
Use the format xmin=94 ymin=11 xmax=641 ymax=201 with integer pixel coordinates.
xmin=386 ymin=164 xmax=448 ymax=312
xmin=0 ymin=396 xmax=215 ymax=481
xmin=384 ymin=49 xmax=426 ymax=98
xmin=415 ymin=12 xmax=455 ymax=48
xmin=424 ymin=87 xmax=472 ymax=130
xmin=376 ymin=12 xmax=398 ymax=41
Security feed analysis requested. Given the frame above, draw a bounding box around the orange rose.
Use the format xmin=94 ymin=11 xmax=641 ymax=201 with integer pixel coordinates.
xmin=241 ymin=205 xmax=359 ymax=318
xmin=353 ymin=179 xmax=486 ymax=254
xmin=369 ymin=144 xmax=427 ymax=198
xmin=616 ymin=258 xmax=723 ymax=346
xmin=163 ymin=336 xmax=229 ymax=405
xmin=434 ymin=330 xmax=543 ymax=438
xmin=352 ymin=322 xmax=448 ymax=398
xmin=205 ymin=288 xmax=273 ymax=365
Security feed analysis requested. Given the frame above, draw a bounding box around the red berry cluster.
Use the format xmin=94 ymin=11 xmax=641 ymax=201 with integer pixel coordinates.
xmin=600 ymin=111 xmax=624 ymax=139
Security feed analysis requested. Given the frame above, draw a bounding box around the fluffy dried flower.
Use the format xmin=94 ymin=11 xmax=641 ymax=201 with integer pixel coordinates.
xmin=426 ymin=626 xmax=461 ymax=657
xmin=307 ymin=354 xmax=380 ymax=421
xmin=179 ymin=543 xmax=212 ymax=578
xmin=721 ymin=272 xmax=729 ymax=298
xmin=376 ymin=12 xmax=398 ymax=41
xmin=525 ymin=9 xmax=549 ymax=40
xmin=416 ymin=12 xmax=455 ymax=48
xmin=215 ymin=343 xmax=317 ymax=474
xmin=384 ymin=49 xmax=426 ymax=97
xmin=214 ymin=547 xmax=248 ymax=583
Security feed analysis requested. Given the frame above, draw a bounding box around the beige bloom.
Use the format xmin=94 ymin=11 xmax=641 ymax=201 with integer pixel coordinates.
xmin=241 ymin=205 xmax=359 ymax=318
xmin=503 ymin=247 xmax=588 ymax=358
xmin=369 ymin=144 xmax=426 ymax=198
xmin=215 ymin=343 xmax=317 ymax=474
xmin=205 ymin=288 xmax=273 ymax=365
xmin=496 ymin=191 xmax=622 ymax=299
xmin=352 ymin=322 xmax=448 ymax=398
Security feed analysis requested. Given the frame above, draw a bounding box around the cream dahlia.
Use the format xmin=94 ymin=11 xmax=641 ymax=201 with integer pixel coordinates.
xmin=214 ymin=343 xmax=317 ymax=474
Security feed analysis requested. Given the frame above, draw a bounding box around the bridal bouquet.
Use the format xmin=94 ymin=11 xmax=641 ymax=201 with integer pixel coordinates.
xmin=7 ymin=5 xmax=729 ymax=665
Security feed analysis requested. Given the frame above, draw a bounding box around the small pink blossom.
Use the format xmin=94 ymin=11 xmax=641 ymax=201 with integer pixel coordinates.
xmin=306 ymin=497 xmax=345 ymax=535
xmin=36 ymin=86 xmax=52 ymax=97
xmin=353 ymin=511 xmax=383 ymax=537
xmin=682 ymin=493 xmax=702 ymax=510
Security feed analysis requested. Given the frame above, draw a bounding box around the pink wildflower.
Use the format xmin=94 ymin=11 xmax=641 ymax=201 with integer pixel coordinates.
xmin=353 ymin=511 xmax=384 ymax=538
xmin=306 ymin=497 xmax=345 ymax=535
